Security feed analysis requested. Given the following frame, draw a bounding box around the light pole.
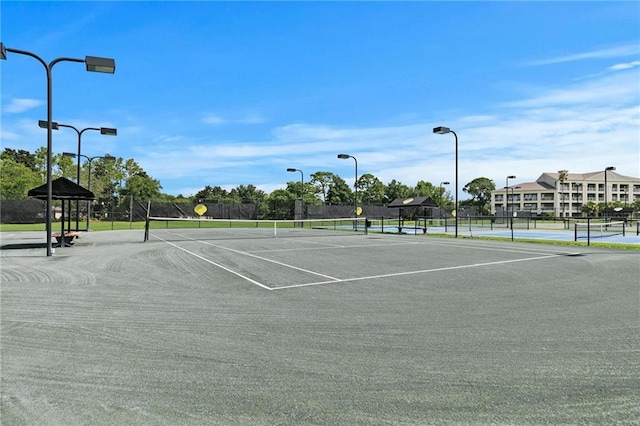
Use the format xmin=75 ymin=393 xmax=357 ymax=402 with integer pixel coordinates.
xmin=604 ymin=166 xmax=616 ymax=220
xmin=1 ymin=42 xmax=115 ymax=256
xmin=40 ymin=121 xmax=117 ymax=231
xmin=337 ymin=154 xmax=358 ymax=217
xmin=439 ymin=181 xmax=450 ymax=219
xmin=286 ymin=168 xmax=304 ymax=220
xmin=63 ymin=152 xmax=116 ymax=230
xmin=505 ymin=175 xmax=516 ymax=223
xmin=433 ymin=127 xmax=458 ymax=237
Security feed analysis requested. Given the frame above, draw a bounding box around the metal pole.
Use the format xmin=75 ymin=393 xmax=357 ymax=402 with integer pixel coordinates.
xmin=452 ymin=131 xmax=458 ymax=238
xmin=87 ymin=158 xmax=93 ymax=231
xmin=2 ymin=45 xmax=102 ymax=256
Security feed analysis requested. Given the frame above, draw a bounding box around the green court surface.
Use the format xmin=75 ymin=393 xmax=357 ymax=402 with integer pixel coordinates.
xmin=1 ymin=229 xmax=639 ymax=424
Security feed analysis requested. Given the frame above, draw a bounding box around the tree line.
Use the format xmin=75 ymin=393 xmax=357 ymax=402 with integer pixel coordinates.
xmin=1 ymin=146 xmax=506 ymax=216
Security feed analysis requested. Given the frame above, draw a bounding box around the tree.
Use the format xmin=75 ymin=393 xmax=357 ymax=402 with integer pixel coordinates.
xmin=266 ymin=189 xmax=294 ymax=219
xmin=0 ymin=158 xmax=41 ymax=199
xmin=558 ymin=170 xmax=569 ymax=218
xmin=229 ymin=184 xmax=266 ymax=204
xmin=414 ymin=180 xmax=437 ymax=198
xmin=310 ymin=171 xmax=336 ymax=203
xmin=1 ymin=148 xmax=36 ymax=171
xmin=463 ymin=177 xmax=495 ymax=215
xmin=384 ymin=179 xmax=412 ymax=203
xmin=326 ymin=175 xmax=352 ymax=205
xmin=357 ymin=173 xmax=385 ymax=205
xmin=581 ymin=201 xmax=600 ymax=217
xmin=194 ymin=185 xmax=229 ymax=201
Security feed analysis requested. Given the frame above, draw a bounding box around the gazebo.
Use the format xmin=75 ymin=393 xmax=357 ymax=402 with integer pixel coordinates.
xmin=28 ymin=177 xmax=95 ymax=244
xmin=387 ymin=196 xmax=438 ymax=233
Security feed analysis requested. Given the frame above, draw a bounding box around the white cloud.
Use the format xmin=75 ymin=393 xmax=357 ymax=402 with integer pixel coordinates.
xmin=608 ymin=60 xmax=640 ymax=71
xmin=202 ymin=113 xmax=266 ymax=126
xmin=525 ymin=43 xmax=640 ymax=66
xmin=3 ymin=98 xmax=43 ymax=113
xmin=202 ymin=115 xmax=227 ymax=125
xmin=100 ymin=60 xmax=640 ymax=196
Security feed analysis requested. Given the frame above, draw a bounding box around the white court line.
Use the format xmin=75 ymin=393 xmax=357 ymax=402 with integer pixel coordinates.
xmin=152 ymin=231 xmax=576 ymax=291
xmin=270 ymin=253 xmax=566 ymax=291
xmin=151 ymin=235 xmax=273 ymax=290
xmin=153 ymin=231 xmax=341 ymax=284
xmin=249 ymin=240 xmax=423 ymax=254
xmin=197 ymin=239 xmax=341 ymax=281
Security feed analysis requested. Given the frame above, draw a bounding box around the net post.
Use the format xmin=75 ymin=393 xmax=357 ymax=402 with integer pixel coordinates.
xmin=574 ymin=223 xmax=577 ymax=242
xmin=143 ymin=200 xmax=151 ymax=242
xmin=144 ymin=216 xmax=149 ymax=242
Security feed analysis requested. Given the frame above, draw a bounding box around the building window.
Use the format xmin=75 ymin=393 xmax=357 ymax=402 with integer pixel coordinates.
xmin=587 ymin=184 xmax=596 ymax=191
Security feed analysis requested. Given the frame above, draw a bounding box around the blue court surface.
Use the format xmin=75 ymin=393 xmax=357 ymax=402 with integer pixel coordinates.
xmin=372 ymin=225 xmax=640 ymax=245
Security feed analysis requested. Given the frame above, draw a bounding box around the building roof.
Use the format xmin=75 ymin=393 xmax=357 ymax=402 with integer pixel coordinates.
xmin=491 ymin=170 xmax=640 ymax=194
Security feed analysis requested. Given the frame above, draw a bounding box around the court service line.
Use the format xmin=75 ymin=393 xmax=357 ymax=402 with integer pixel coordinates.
xmin=270 ymin=252 xmax=567 ymax=291
xmin=157 ymin=231 xmax=341 ymax=282
xmin=152 ymin=235 xmax=273 ymax=290
xmin=197 ymin=239 xmax=342 ymax=281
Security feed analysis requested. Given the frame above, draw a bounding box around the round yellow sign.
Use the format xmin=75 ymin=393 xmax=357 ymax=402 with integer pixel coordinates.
xmin=194 ymin=204 xmax=208 ymax=216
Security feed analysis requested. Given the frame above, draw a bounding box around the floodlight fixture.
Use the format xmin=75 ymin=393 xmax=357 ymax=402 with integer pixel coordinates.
xmin=39 ymin=120 xmax=60 ymax=130
xmin=433 ymin=126 xmax=451 ymax=135
xmin=100 ymin=127 xmax=117 ymax=136
xmin=85 ymin=56 xmax=116 ymax=73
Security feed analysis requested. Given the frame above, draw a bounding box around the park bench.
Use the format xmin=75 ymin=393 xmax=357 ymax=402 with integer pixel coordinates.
xmin=52 ymin=231 xmax=81 ymax=247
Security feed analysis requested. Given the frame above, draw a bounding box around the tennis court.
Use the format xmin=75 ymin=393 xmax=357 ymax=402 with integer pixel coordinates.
xmin=1 ymin=227 xmax=638 ymax=424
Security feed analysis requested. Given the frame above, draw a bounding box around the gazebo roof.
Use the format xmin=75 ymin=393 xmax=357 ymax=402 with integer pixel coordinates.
xmin=387 ymin=196 xmax=437 ymax=208
xmin=28 ymin=177 xmax=95 ymax=201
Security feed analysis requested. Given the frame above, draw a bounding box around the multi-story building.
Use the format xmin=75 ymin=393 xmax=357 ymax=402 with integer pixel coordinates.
xmin=491 ymin=170 xmax=640 ymax=218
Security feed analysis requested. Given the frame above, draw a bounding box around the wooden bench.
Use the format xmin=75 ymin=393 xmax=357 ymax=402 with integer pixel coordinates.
xmin=52 ymin=232 xmax=81 ymax=247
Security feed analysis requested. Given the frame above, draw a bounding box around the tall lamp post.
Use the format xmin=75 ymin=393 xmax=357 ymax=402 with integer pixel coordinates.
xmin=439 ymin=181 xmax=450 ymax=219
xmin=337 ymin=154 xmax=358 ymax=217
xmin=433 ymin=127 xmax=458 ymax=238
xmin=604 ymin=166 xmax=616 ymax=220
xmin=286 ymin=168 xmax=304 ymax=220
xmin=40 ymin=120 xmax=117 ymax=231
xmin=505 ymin=175 xmax=516 ymax=223
xmin=1 ymin=42 xmax=115 ymax=256
xmin=63 ymin=152 xmax=116 ymax=230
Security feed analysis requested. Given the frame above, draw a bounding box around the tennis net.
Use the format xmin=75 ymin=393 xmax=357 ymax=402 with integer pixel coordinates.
xmin=144 ymin=216 xmax=369 ymax=241
xmin=574 ymin=220 xmax=625 ymax=242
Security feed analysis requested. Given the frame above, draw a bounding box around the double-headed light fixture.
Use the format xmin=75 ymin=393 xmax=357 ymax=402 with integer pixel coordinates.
xmin=1 ymin=42 xmax=115 ymax=255
xmin=38 ymin=120 xmax=117 ymax=231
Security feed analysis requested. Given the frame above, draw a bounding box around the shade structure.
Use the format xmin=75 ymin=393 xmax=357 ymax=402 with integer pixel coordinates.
xmin=28 ymin=177 xmax=95 ymax=201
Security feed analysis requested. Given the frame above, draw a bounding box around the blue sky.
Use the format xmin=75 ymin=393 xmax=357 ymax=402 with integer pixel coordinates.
xmin=2 ymin=1 xmax=639 ymax=198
